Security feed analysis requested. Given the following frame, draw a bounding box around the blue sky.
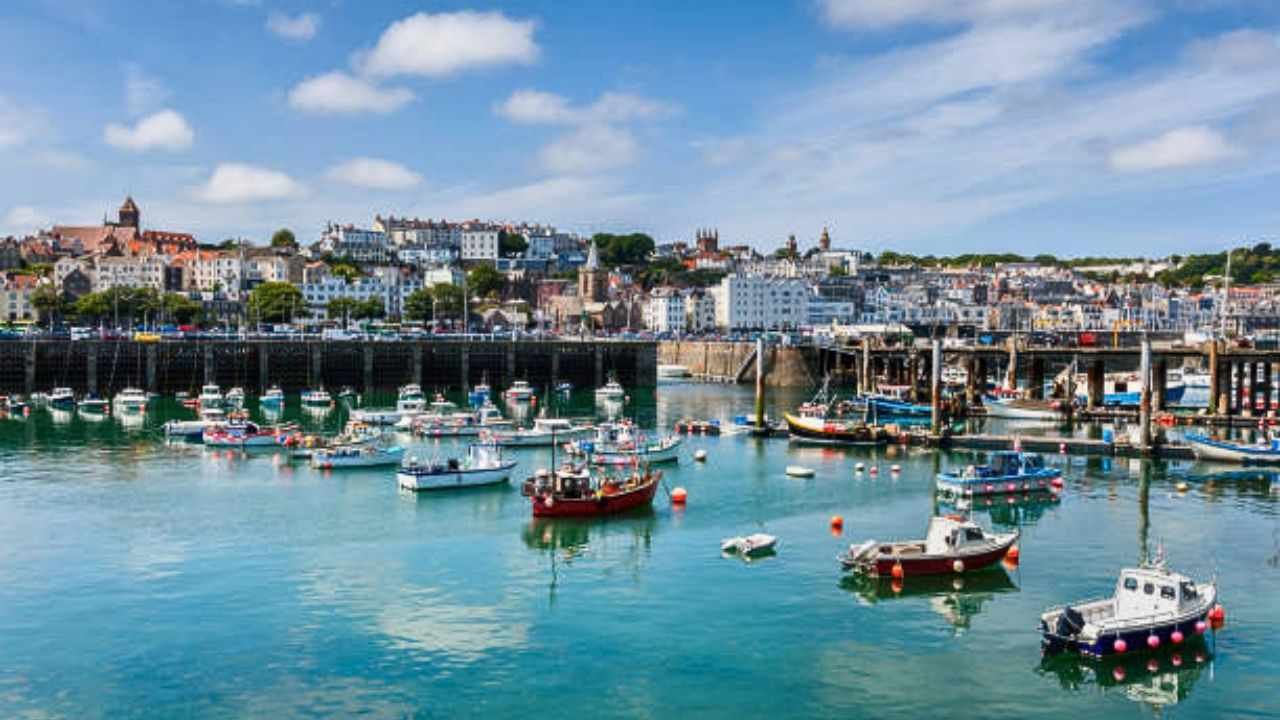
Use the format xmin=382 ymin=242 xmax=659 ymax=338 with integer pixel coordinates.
xmin=2 ymin=0 xmax=1280 ymax=257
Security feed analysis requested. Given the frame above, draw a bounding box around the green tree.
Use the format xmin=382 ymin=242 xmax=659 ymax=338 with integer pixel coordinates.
xmin=160 ymin=293 xmax=203 ymax=325
xmin=30 ymin=284 xmax=64 ymax=327
xmin=500 ymin=231 xmax=528 ymax=256
xmin=355 ymin=297 xmax=385 ymax=320
xmin=431 ymin=283 xmax=464 ymax=316
xmin=71 ymin=292 xmax=110 ymax=323
xmin=247 ymin=281 xmax=304 ymax=323
xmin=403 ymin=288 xmax=433 ymax=322
xmin=592 ymin=232 xmax=655 ymax=266
xmin=468 ymin=264 xmax=506 ymax=298
xmin=326 ymin=297 xmax=361 ymax=323
xmin=271 ymin=228 xmax=297 ymax=249
xmin=329 ymin=263 xmax=361 ymax=283
xmin=829 ymin=265 xmax=848 ymax=277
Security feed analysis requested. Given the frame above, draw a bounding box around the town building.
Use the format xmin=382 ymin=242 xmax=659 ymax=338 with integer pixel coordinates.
xmin=712 ymin=274 xmax=810 ymax=331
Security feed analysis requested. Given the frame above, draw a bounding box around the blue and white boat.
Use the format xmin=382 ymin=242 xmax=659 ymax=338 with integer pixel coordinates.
xmin=1040 ymin=558 xmax=1218 ymax=660
xmin=866 ymin=395 xmax=932 ymax=418
xmin=936 ymin=451 xmax=1062 ymax=496
xmin=260 ymin=386 xmax=284 ymax=409
xmin=1185 ymin=433 xmax=1280 ymax=464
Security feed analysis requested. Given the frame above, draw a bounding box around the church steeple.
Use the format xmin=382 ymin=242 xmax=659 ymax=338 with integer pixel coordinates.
xmin=117 ymin=195 xmax=140 ymax=229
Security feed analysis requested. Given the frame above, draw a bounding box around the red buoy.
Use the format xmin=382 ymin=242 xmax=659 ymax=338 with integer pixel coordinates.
xmin=1146 ymin=658 xmax=1159 ymax=673
xmin=1195 ymin=620 xmax=1207 ymax=635
xmin=1171 ymin=630 xmax=1184 ymax=645
xmin=1112 ymin=666 xmax=1126 ymax=682
xmin=1005 ymin=545 xmax=1020 ymax=563
xmin=890 ymin=562 xmax=904 ymax=580
xmin=830 ymin=515 xmax=844 ymax=531
xmin=1147 ymin=634 xmax=1160 ymax=649
xmin=1113 ymin=638 xmax=1127 ymax=654
xmin=671 ymin=487 xmax=688 ymax=505
xmin=1051 ymin=477 xmax=1064 ymax=489
xmin=1171 ymin=653 xmax=1183 ymax=667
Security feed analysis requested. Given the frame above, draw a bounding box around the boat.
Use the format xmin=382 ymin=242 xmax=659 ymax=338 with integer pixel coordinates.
xmin=1039 ymin=556 xmax=1218 ymax=660
xmin=27 ymin=392 xmax=49 ymax=407
xmin=469 ymin=382 xmax=491 ymax=408
xmin=521 ymin=463 xmax=661 ymax=517
xmin=784 ymin=412 xmax=890 ymax=445
xmin=505 ymin=380 xmax=535 ymax=401
xmin=282 ymin=420 xmax=383 ymax=458
xmin=866 ymin=395 xmax=932 ymax=418
xmin=595 ymin=377 xmax=626 ymax=401
xmin=785 ymin=465 xmax=815 ymax=478
xmin=983 ymin=396 xmax=1061 ymax=420
xmin=429 ymin=392 xmax=458 ymax=414
xmin=163 ymin=419 xmax=211 ymax=441
xmin=396 ymin=443 xmax=518 ymax=490
xmin=203 ymin=420 xmax=294 ymax=448
xmin=838 ymin=515 xmax=1019 ymax=577
xmin=260 ymin=386 xmax=285 ymax=408
xmin=657 ymin=364 xmax=692 ymax=380
xmin=1072 ymin=371 xmax=1189 ymax=407
xmin=224 ymin=387 xmax=246 ymax=410
xmin=396 ymin=384 xmax=426 ymax=414
xmin=350 ymin=408 xmax=402 ymax=426
xmin=411 ymin=404 xmax=513 ymax=437
xmin=77 ymin=394 xmax=109 ymax=414
xmin=492 ymin=417 xmax=591 ymax=447
xmin=0 ymin=395 xmax=29 ymax=416
xmin=1185 ymin=433 xmax=1280 ymax=463
xmin=300 ymin=388 xmax=333 ymax=408
xmin=721 ymin=533 xmax=778 ymax=557
xmin=555 ymin=381 xmax=573 ymax=394
xmin=673 ymin=418 xmax=722 ymax=435
xmin=936 ymin=451 xmax=1062 ymax=497
xmin=49 ymin=387 xmax=76 ymax=410
xmin=566 ymin=422 xmax=682 ymax=465
xmin=336 ymin=387 xmax=358 ymax=403
xmin=198 ymin=384 xmax=223 ymax=412
xmin=310 ymin=444 xmax=405 ymax=469
xmin=112 ymin=387 xmax=148 ymax=413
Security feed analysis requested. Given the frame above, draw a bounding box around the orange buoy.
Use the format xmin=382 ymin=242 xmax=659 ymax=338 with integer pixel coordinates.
xmin=1146 ymin=658 xmax=1159 ymax=673
xmin=671 ymin=487 xmax=688 ymax=505
xmin=891 ymin=578 xmax=903 ymax=594
xmin=1005 ymin=545 xmax=1020 ymax=563
xmin=890 ymin=562 xmax=904 ymax=580
xmin=830 ymin=515 xmax=844 ymax=530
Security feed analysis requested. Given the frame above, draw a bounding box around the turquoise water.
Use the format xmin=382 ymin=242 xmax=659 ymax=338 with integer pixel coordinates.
xmin=0 ymin=384 xmax=1277 ymax=718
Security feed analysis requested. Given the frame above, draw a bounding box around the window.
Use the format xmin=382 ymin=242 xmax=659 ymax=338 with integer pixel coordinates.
xmin=1160 ymin=586 xmax=1176 ymax=600
xmin=1123 ymin=577 xmax=1138 ymax=591
xmin=1143 ymin=582 xmax=1155 ymax=595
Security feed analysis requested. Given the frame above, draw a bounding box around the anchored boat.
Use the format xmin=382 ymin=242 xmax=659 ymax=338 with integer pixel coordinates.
xmin=310 ymin=444 xmax=405 ymax=469
xmin=49 ymin=387 xmax=76 ymax=410
xmin=396 ymin=444 xmax=517 ymax=491
xmin=260 ymin=386 xmax=284 ymax=409
xmin=112 ymin=388 xmax=148 ymax=413
xmin=492 ymin=417 xmax=591 ymax=447
xmin=567 ymin=422 xmax=682 ymax=465
xmin=983 ymin=396 xmax=1061 ymax=420
xmin=1185 ymin=433 xmax=1280 ymax=464
xmin=936 ymin=451 xmax=1062 ymax=497
xmin=203 ymin=420 xmax=294 ymax=448
xmin=595 ymin=377 xmax=626 ymax=401
xmin=505 ymin=380 xmax=535 ymax=402
xmin=521 ymin=463 xmax=661 ymax=517
xmin=1040 ymin=557 xmax=1218 ymax=660
xmin=839 ymin=515 xmax=1019 ymax=577
xmin=784 ymin=412 xmax=890 ymax=445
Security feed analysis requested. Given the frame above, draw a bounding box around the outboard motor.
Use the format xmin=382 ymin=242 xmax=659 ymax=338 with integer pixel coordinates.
xmin=1055 ymin=606 xmax=1085 ymax=638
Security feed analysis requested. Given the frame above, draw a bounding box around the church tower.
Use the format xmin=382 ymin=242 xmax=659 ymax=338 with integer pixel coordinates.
xmin=819 ymin=226 xmax=831 ymax=252
xmin=578 ymin=240 xmax=608 ymax=302
xmin=117 ymin=196 xmax=140 ymax=229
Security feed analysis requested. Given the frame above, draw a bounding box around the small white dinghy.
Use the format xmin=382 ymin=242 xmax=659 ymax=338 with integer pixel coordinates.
xmin=785 ymin=465 xmax=815 ymax=478
xmin=721 ymin=533 xmax=778 ymax=557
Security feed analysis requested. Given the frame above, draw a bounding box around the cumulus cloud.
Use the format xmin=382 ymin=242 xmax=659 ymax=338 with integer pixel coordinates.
xmin=359 ymin=11 xmax=538 ymax=77
xmin=496 ymin=89 xmax=675 ymax=125
xmin=325 ymin=157 xmax=422 ymax=190
xmin=194 ymin=163 xmax=304 ymax=203
xmin=267 ymin=12 xmax=320 ymax=41
xmin=538 ymin=124 xmax=637 ymax=174
xmin=288 ymin=71 xmax=414 ymax=114
xmin=1109 ymin=126 xmax=1239 ymax=172
xmin=104 ymin=109 xmax=194 ymax=151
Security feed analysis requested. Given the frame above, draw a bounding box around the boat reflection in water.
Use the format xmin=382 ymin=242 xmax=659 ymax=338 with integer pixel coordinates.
xmin=1037 ymin=645 xmax=1211 ymax=711
xmin=522 ymin=511 xmax=658 ymax=603
xmin=941 ymin=491 xmax=1063 ymax=529
xmin=840 ymin=569 xmax=1018 ymax=632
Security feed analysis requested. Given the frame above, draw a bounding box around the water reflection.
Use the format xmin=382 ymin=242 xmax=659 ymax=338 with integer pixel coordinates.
xmin=841 ymin=570 xmax=1018 ymax=633
xmin=521 ymin=512 xmax=658 ymax=605
xmin=1038 ymin=646 xmax=1212 ymax=711
xmin=940 ymin=491 xmax=1062 ymax=529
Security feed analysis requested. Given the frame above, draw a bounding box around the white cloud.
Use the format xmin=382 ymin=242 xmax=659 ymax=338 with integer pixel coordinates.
xmin=267 ymin=12 xmax=320 ymax=41
xmin=819 ymin=0 xmax=1080 ymax=29
xmin=326 ymin=157 xmax=422 ymax=190
xmin=194 ymin=163 xmax=304 ymax=204
xmin=1188 ymin=28 xmax=1280 ymax=71
xmin=3 ymin=206 xmax=48 ymax=234
xmin=125 ymin=64 xmax=168 ymax=116
xmin=287 ymin=71 xmax=414 ymax=114
xmin=1109 ymin=126 xmax=1239 ymax=172
xmin=359 ymin=11 xmax=538 ymax=77
xmin=31 ymin=149 xmax=89 ymax=170
xmin=104 ymin=109 xmax=194 ymax=151
xmin=452 ymin=175 xmax=644 ymax=222
xmin=496 ymin=89 xmax=675 ymax=125
xmin=538 ymin=124 xmax=637 ymax=174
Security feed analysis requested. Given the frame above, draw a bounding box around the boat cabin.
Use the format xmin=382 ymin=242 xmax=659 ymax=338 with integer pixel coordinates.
xmin=923 ymin=516 xmax=992 ymax=555
xmin=533 ymin=417 xmax=576 ymax=433
xmin=1114 ymin=566 xmax=1202 ymax=619
xmin=990 ymin=451 xmax=1043 ymax=476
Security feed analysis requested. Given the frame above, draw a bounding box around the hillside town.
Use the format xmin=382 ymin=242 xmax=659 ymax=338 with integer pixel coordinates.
xmin=1 ymin=196 xmax=1276 ymax=339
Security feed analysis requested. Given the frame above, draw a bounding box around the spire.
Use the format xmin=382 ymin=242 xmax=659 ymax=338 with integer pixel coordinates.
xmin=585 ymin=239 xmax=600 ymax=270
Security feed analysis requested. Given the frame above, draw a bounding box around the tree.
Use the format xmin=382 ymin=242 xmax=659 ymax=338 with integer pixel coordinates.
xmin=247 ymin=281 xmax=304 ymax=323
xmin=71 ymin=292 xmax=110 ymax=323
xmin=468 ymin=264 xmax=505 ymax=298
xmin=160 ymin=293 xmax=203 ymax=325
xmin=355 ymin=297 xmax=385 ymax=320
xmin=271 ymin=228 xmax=297 ymax=249
xmin=30 ymin=284 xmax=64 ymax=327
xmin=326 ymin=297 xmax=361 ymax=323
xmin=329 ymin=263 xmax=361 ymax=283
xmin=500 ymin=230 xmax=528 ymax=257
xmin=431 ymin=283 xmax=464 ymax=316
xmin=592 ymin=232 xmax=655 ymax=266
xmin=829 ymin=265 xmax=848 ymax=277
xmin=403 ymin=288 xmax=433 ymax=322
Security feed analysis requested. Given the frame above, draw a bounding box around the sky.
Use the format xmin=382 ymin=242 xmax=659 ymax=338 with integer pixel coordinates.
xmin=2 ymin=0 xmax=1280 ymax=257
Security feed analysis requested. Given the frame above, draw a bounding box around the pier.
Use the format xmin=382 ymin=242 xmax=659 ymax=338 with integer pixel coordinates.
xmin=0 ymin=339 xmax=657 ymax=396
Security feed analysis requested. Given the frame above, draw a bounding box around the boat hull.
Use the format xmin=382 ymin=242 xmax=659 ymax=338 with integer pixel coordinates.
xmin=311 ymin=448 xmax=405 ymax=469
xmin=590 ymin=439 xmax=681 ymax=465
xmin=494 ymin=428 xmax=590 ymax=447
xmin=846 ymin=532 xmax=1019 ymax=577
xmin=936 ymin=469 xmax=1061 ymax=496
xmin=1187 ymin=434 xmax=1280 ymax=464
xmin=397 ymin=461 xmax=517 ymax=490
xmin=531 ymin=478 xmax=659 ymax=517
xmin=784 ymin=413 xmax=888 ymax=446
xmin=983 ymin=401 xmax=1058 ymax=420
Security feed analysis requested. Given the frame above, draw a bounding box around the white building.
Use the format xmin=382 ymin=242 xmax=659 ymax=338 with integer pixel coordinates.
xmin=0 ymin=275 xmax=38 ymax=322
xmin=93 ymin=252 xmax=169 ymax=292
xmin=684 ymin=288 xmax=716 ymax=333
xmin=644 ymin=287 xmax=686 ymax=334
xmin=460 ymin=224 xmax=499 ymax=261
xmin=712 ymin=274 xmax=810 ymax=331
xmin=320 ymin=224 xmax=391 ymax=264
xmin=189 ymin=250 xmax=244 ymax=296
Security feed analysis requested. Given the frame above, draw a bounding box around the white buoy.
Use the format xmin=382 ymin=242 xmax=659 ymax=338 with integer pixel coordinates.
xmin=694 ymin=449 xmax=708 ymax=462
xmin=785 ymin=465 xmax=815 ymax=478
xmin=891 ymin=464 xmax=901 ymax=474
xmin=854 ymin=462 xmax=865 ymax=472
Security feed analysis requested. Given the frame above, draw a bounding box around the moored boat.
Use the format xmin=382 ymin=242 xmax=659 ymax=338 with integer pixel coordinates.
xmin=983 ymin=396 xmax=1061 ymax=420
xmin=673 ymin=418 xmax=722 ymax=435
xmin=310 ymin=444 xmax=405 ymax=469
xmin=112 ymin=387 xmax=148 ymax=413
xmin=1039 ymin=558 xmax=1218 ymax=660
xmin=203 ymin=420 xmax=294 ymax=448
xmin=504 ymin=380 xmax=535 ymax=401
xmin=300 ymin=388 xmax=333 ymax=408
xmin=49 ymin=387 xmax=76 ymax=410
xmin=77 ymin=395 xmax=109 ymax=414
xmin=260 ymin=386 xmax=285 ymax=408
xmin=396 ymin=444 xmax=517 ymax=490
xmin=936 ymin=451 xmax=1062 ymax=497
xmin=198 ymin=384 xmax=223 ymax=412
xmin=784 ymin=412 xmax=890 ymax=445
xmin=1185 ymin=433 xmax=1280 ymax=464
xmin=396 ymin=384 xmax=427 ymax=414
xmin=721 ymin=533 xmax=778 ymax=557
xmin=224 ymin=387 xmax=246 ymax=410
xmin=521 ymin=463 xmax=661 ymax=517
xmin=163 ymin=419 xmax=211 ymax=441
xmin=567 ymin=422 xmax=682 ymax=465
xmin=839 ymin=515 xmax=1019 ymax=577
xmin=492 ymin=417 xmax=591 ymax=447
xmin=595 ymin=377 xmax=626 ymax=401
xmin=657 ymin=363 xmax=692 ymax=380
xmin=350 ymin=408 xmax=403 ymax=426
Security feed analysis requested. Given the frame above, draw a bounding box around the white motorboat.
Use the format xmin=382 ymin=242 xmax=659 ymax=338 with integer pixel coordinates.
xmin=785 ymin=465 xmax=815 ymax=478
xmin=567 ymin=422 xmax=682 ymax=465
xmin=203 ymin=420 xmax=292 ymax=448
xmin=49 ymin=387 xmax=76 ymax=410
xmin=657 ymin=364 xmax=691 ymax=380
xmin=311 ymin=444 xmax=405 ymax=469
xmin=429 ymin=392 xmax=458 ymax=414
xmin=260 ymin=386 xmax=285 ymax=408
xmin=595 ymin=378 xmax=626 ymax=401
xmin=163 ymin=419 xmax=210 ymax=441
xmin=721 ymin=534 xmax=778 ymax=557
xmin=77 ymin=395 xmax=109 ymax=414
xmin=224 ymin=387 xmax=246 ymax=409
xmin=1185 ymin=433 xmax=1280 ymax=463
xmin=198 ymin=384 xmax=223 ymax=412
xmin=350 ymin=408 xmax=403 ymax=426
xmin=397 ymin=444 xmax=518 ymax=491
xmin=396 ymin=384 xmax=427 ymax=414
xmin=112 ymin=387 xmax=148 ymax=413
xmin=1040 ymin=556 xmax=1218 ymax=660
xmin=983 ymin=395 xmax=1060 ymax=420
xmin=505 ymin=380 xmax=535 ymax=401
xmin=492 ymin=417 xmax=591 ymax=447
xmin=301 ymin=389 xmax=333 ymax=408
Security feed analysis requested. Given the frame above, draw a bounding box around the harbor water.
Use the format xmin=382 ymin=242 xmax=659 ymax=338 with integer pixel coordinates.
xmin=0 ymin=384 xmax=1277 ymax=718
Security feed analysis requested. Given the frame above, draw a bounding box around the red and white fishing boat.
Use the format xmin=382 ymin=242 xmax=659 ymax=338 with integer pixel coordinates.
xmin=521 ymin=463 xmax=661 ymax=517
xmin=839 ymin=515 xmax=1019 ymax=577
xmin=202 ymin=420 xmax=296 ymax=448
